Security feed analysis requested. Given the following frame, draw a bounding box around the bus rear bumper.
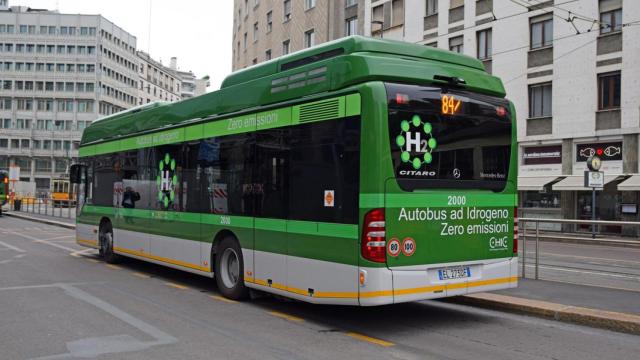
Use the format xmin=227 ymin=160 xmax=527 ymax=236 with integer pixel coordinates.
xmin=359 ymin=257 xmax=518 ymax=306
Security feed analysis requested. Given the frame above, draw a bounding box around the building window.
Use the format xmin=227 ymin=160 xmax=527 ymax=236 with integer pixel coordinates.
xmin=528 ymin=83 xmax=552 ymax=118
xmin=253 ymin=22 xmax=259 ymax=42
xmin=449 ymin=36 xmax=463 ymax=53
xmin=265 ymin=49 xmax=272 ymax=60
xmin=284 ymin=0 xmax=292 ymax=22
xmin=267 ymin=11 xmax=273 ymax=32
xmin=305 ymin=0 xmax=316 ymax=10
xmin=345 ymin=17 xmax=358 ymax=36
xmin=392 ymin=0 xmax=404 ymax=27
xmin=282 ymin=39 xmax=290 ymax=55
xmin=530 ymin=15 xmax=553 ymax=49
xmin=477 ymin=28 xmax=492 ymax=60
xmin=426 ymin=0 xmax=438 ymax=16
xmin=304 ymin=29 xmax=315 ymax=48
xmin=372 ymin=5 xmax=384 ymax=30
xmin=346 ymin=0 xmax=358 ymax=7
xmin=243 ymin=32 xmax=247 ymax=50
xmin=600 ymin=8 xmax=622 ymax=34
xmin=598 ymin=72 xmax=621 ymax=110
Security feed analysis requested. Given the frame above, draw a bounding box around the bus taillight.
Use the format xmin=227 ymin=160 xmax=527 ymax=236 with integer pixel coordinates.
xmin=362 ymin=208 xmax=386 ymax=263
xmin=513 ymin=207 xmax=518 ymax=255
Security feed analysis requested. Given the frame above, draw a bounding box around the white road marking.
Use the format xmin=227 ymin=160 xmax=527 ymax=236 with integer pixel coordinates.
xmin=40 ymin=235 xmax=75 ymax=242
xmin=4 ymin=230 xmax=78 ymax=252
xmin=70 ymin=248 xmax=95 ymax=258
xmin=0 ymin=240 xmax=26 ymax=253
xmin=524 ymin=264 xmax=640 ymax=280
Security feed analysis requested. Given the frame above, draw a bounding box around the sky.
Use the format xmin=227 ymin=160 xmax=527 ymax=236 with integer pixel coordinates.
xmin=10 ymin=0 xmax=233 ymax=91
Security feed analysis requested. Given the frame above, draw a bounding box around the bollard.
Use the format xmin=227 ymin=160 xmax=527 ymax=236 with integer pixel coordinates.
xmin=521 ymin=220 xmax=526 ymax=279
xmin=535 ymin=221 xmax=540 ymax=280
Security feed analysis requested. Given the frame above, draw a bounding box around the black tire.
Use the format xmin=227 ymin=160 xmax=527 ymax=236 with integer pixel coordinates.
xmin=99 ymin=221 xmax=120 ymax=264
xmin=214 ymin=236 xmax=249 ymax=300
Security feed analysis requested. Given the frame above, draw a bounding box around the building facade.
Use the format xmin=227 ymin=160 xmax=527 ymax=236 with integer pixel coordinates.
xmin=230 ymin=0 xmax=640 ymax=233
xmin=374 ymin=0 xmax=639 ymax=234
xmin=232 ymin=0 xmax=365 ymax=70
xmin=0 ymin=3 xmax=138 ymax=194
xmin=136 ymin=51 xmax=181 ymax=105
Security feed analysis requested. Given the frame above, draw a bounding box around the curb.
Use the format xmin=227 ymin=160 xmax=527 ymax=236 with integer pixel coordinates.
xmin=451 ymin=292 xmax=640 ymax=335
xmin=3 ymin=211 xmax=76 ymax=230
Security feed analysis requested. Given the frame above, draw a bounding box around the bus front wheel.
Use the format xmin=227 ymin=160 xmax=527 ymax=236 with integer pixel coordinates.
xmin=215 ymin=237 xmax=249 ymax=300
xmin=99 ymin=221 xmax=120 ymax=264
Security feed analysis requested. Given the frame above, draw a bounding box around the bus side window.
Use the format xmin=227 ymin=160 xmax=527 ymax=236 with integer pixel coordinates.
xmin=288 ymin=118 xmax=360 ymax=224
xmin=151 ymin=144 xmax=185 ymax=212
xmin=198 ymin=133 xmax=254 ymax=216
xmin=255 ymin=129 xmax=287 ymax=218
xmin=92 ymin=153 xmax=118 ymax=207
xmin=184 ymin=142 xmax=203 ymax=213
xmin=120 ymin=149 xmax=148 ymax=210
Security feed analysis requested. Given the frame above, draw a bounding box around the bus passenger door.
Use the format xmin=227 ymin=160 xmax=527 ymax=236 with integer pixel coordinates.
xmin=253 ymin=129 xmax=289 ymax=291
xmin=115 ymin=149 xmax=150 ymax=256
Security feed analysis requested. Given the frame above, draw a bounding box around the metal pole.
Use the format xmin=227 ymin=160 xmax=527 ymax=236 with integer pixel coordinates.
xmin=592 ymin=187 xmax=596 ymax=239
xmin=535 ymin=221 xmax=540 ymax=280
xmin=521 ymin=220 xmax=526 ymax=279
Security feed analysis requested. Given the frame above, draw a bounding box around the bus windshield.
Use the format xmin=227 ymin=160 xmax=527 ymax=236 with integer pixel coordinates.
xmin=386 ymin=83 xmax=512 ymax=192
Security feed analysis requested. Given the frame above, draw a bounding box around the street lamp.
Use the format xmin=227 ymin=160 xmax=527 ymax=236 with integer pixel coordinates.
xmin=371 ymin=20 xmax=384 ymax=38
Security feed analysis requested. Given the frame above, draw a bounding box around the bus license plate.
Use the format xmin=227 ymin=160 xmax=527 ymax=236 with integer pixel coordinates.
xmin=437 ymin=266 xmax=471 ymax=281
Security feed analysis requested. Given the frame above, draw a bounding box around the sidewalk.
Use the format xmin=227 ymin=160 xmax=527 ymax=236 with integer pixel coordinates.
xmin=3 ymin=210 xmax=75 ymax=228
xmin=453 ymin=278 xmax=640 ymax=335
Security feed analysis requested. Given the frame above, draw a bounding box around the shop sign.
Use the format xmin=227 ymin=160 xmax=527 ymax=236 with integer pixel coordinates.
xmin=584 ymin=171 xmax=604 ymax=188
xmin=523 ymin=145 xmax=562 ymax=165
xmin=576 ymin=142 xmax=622 ymax=162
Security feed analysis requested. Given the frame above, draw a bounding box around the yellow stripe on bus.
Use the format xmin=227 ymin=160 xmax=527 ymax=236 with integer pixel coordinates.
xmin=245 ymin=276 xmax=517 ymax=299
xmin=77 ymin=238 xmax=99 ymax=248
xmin=113 ymin=246 xmax=210 ymax=272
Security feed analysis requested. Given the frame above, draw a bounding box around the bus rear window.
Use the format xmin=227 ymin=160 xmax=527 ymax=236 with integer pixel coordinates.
xmin=386 ymin=83 xmax=512 ymax=191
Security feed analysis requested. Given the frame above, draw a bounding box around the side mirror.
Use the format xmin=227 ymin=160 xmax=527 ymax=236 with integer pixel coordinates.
xmin=70 ymin=164 xmax=82 ymax=184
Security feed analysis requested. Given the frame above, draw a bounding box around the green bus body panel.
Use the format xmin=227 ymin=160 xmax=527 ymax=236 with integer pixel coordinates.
xmin=78 ymin=206 xmax=359 ymax=266
xmin=80 ymin=36 xmax=503 ymax=147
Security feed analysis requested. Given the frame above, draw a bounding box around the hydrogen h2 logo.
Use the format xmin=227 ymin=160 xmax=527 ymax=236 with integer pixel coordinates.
xmin=157 ymin=153 xmax=177 ymax=209
xmin=396 ymin=115 xmax=437 ymax=169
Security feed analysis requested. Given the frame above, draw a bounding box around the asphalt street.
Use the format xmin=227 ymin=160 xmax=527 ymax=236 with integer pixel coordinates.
xmin=1 ymin=216 xmax=639 ymax=360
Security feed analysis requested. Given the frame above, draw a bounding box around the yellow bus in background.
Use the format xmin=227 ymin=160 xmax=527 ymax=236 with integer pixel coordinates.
xmin=51 ymin=177 xmax=75 ymax=207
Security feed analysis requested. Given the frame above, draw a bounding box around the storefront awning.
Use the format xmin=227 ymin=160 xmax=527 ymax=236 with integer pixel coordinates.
xmin=552 ymin=174 xmax=624 ymax=191
xmin=617 ymin=174 xmax=640 ymax=191
xmin=517 ymin=176 xmax=563 ymax=191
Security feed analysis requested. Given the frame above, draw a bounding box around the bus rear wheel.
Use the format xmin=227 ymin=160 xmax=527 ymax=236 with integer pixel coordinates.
xmin=99 ymin=221 xmax=120 ymax=264
xmin=215 ymin=237 xmax=248 ymax=300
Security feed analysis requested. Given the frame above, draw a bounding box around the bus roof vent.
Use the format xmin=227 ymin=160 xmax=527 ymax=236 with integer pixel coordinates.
xmin=280 ymin=48 xmax=344 ymax=71
xmin=298 ymin=97 xmax=340 ymax=123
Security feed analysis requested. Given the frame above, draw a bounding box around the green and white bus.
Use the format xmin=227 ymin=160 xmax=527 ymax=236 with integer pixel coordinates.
xmin=71 ymin=36 xmax=518 ymax=305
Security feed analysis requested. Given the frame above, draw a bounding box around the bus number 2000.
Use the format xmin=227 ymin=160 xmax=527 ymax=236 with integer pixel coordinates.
xmin=447 ymin=196 xmax=466 ymax=206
